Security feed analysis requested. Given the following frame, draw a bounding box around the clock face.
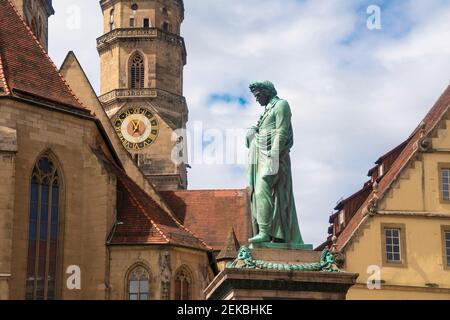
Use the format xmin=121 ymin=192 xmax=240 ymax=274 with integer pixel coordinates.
xmin=114 ymin=107 xmax=159 ymax=150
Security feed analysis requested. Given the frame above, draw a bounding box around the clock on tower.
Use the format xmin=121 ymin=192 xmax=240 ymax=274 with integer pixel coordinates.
xmin=114 ymin=107 xmax=159 ymax=151
xmin=97 ymin=0 xmax=188 ymax=191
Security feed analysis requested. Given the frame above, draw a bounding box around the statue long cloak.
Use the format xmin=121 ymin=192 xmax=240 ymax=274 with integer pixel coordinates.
xmin=246 ymin=96 xmax=304 ymax=244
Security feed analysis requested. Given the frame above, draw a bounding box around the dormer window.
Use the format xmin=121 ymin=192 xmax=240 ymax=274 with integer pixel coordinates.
xmin=378 ymin=164 xmax=385 ymax=178
xmin=338 ymin=210 xmax=345 ymax=228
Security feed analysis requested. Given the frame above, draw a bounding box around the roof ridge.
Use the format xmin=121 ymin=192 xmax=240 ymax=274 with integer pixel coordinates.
xmin=336 ymin=86 xmax=450 ymax=252
xmin=378 ymin=86 xmax=450 ymax=200
xmin=5 ymin=0 xmax=86 ymax=110
xmin=0 ymin=51 xmax=10 ymax=95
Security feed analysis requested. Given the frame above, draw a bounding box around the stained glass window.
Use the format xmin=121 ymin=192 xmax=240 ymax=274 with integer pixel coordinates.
xmin=26 ymin=155 xmax=60 ymax=300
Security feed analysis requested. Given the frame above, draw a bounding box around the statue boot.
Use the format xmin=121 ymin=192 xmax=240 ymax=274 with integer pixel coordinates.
xmin=249 ymin=232 xmax=270 ymax=244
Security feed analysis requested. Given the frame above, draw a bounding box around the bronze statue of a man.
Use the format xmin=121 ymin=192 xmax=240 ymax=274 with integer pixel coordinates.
xmin=246 ymin=81 xmax=304 ymax=244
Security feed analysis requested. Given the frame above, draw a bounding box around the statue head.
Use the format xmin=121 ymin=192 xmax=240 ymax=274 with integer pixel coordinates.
xmin=249 ymin=81 xmax=277 ymax=107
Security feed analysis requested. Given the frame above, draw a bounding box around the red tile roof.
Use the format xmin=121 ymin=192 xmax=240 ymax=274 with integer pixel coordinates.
xmin=0 ymin=53 xmax=9 ymax=95
xmin=0 ymin=0 xmax=88 ymax=114
xmin=336 ymin=86 xmax=450 ymax=251
xmin=91 ymin=148 xmax=211 ymax=251
xmin=161 ymin=189 xmax=252 ymax=251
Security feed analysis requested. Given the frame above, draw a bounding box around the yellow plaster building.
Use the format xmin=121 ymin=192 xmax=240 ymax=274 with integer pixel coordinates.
xmin=325 ymin=86 xmax=450 ymax=299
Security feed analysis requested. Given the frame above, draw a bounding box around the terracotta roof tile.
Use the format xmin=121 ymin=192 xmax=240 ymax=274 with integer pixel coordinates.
xmin=161 ymin=189 xmax=252 ymax=251
xmin=0 ymin=52 xmax=9 ymax=95
xmin=336 ymin=86 xmax=450 ymax=251
xmin=0 ymin=0 xmax=88 ymax=113
xmin=91 ymin=148 xmax=211 ymax=251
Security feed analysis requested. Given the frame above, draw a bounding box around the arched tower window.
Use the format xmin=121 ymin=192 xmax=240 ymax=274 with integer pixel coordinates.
xmin=174 ymin=266 xmax=192 ymax=300
xmin=129 ymin=52 xmax=145 ymax=89
xmin=26 ymin=154 xmax=61 ymax=300
xmin=109 ymin=9 xmax=115 ymax=31
xmin=127 ymin=265 xmax=150 ymax=300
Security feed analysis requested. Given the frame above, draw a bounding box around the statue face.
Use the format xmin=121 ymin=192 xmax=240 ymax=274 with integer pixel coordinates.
xmin=252 ymin=90 xmax=271 ymax=107
xmin=237 ymin=246 xmax=252 ymax=260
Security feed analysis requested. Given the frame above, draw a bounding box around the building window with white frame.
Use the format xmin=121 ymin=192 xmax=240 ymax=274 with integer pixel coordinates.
xmin=441 ymin=168 xmax=450 ymax=200
xmin=444 ymin=228 xmax=450 ymax=268
xmin=385 ymin=228 xmax=402 ymax=263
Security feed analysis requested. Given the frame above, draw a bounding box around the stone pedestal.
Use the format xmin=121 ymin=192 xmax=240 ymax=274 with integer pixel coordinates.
xmin=205 ymin=248 xmax=358 ymax=300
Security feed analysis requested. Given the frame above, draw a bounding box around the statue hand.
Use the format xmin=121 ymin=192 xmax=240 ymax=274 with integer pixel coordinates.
xmin=246 ymin=126 xmax=258 ymax=142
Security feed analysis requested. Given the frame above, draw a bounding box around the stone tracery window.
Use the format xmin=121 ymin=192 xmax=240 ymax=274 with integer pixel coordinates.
xmin=26 ymin=155 xmax=61 ymax=300
xmin=129 ymin=52 xmax=145 ymax=89
xmin=128 ymin=266 xmax=150 ymax=300
xmin=174 ymin=266 xmax=192 ymax=300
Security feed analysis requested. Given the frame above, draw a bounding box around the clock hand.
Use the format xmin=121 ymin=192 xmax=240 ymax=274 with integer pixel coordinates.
xmin=132 ymin=120 xmax=140 ymax=133
xmin=135 ymin=120 xmax=142 ymax=133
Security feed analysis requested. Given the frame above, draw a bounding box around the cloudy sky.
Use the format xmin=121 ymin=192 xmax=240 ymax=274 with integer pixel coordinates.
xmin=49 ymin=0 xmax=450 ymax=246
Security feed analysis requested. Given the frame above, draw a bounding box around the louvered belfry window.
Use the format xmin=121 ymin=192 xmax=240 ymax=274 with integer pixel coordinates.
xmin=130 ymin=52 xmax=145 ymax=89
xmin=26 ymin=155 xmax=61 ymax=300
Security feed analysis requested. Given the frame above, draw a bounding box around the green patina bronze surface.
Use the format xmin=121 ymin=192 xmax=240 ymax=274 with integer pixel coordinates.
xmin=226 ymin=246 xmax=340 ymax=272
xmin=247 ymin=81 xmax=305 ymax=245
xmin=249 ymin=242 xmax=313 ymax=250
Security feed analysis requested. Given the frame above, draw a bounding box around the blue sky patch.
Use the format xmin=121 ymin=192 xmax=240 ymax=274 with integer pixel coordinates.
xmin=207 ymin=93 xmax=249 ymax=108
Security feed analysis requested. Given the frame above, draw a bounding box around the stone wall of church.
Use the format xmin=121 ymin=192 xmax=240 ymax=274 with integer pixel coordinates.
xmin=108 ymin=245 xmax=213 ymax=300
xmin=59 ymin=52 xmax=176 ymax=214
xmin=0 ymin=98 xmax=117 ymax=299
xmin=0 ymin=126 xmax=17 ymax=300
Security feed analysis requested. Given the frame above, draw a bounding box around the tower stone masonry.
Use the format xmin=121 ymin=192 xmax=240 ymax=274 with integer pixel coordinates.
xmin=11 ymin=0 xmax=54 ymax=51
xmin=97 ymin=0 xmax=188 ymax=191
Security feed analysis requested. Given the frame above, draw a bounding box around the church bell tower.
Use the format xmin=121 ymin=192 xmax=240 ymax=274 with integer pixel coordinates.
xmin=11 ymin=0 xmax=54 ymax=51
xmin=97 ymin=0 xmax=188 ymax=191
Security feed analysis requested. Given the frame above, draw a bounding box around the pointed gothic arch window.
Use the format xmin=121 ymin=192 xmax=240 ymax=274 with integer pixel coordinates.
xmin=174 ymin=266 xmax=192 ymax=300
xmin=127 ymin=265 xmax=150 ymax=300
xmin=129 ymin=52 xmax=145 ymax=89
xmin=26 ymin=154 xmax=61 ymax=300
xmin=109 ymin=9 xmax=115 ymax=31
